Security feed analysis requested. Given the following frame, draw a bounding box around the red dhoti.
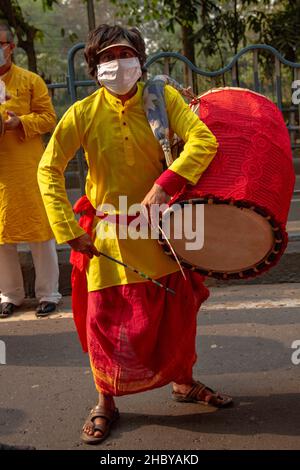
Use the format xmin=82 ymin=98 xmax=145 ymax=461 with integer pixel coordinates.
xmin=87 ymin=270 xmax=209 ymax=396
xmin=71 ymin=196 xmax=209 ymax=396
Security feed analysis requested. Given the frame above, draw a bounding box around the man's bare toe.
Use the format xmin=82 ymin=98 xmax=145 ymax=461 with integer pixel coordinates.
xmin=93 ymin=417 xmax=106 ymax=438
xmin=83 ymin=425 xmax=93 ymax=435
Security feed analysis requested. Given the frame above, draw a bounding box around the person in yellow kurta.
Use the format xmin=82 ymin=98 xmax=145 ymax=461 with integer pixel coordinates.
xmin=38 ymin=24 xmax=233 ymax=445
xmin=0 ymin=24 xmax=62 ymax=318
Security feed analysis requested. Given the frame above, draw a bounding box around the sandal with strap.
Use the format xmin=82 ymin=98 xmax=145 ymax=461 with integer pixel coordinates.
xmin=0 ymin=302 xmax=17 ymax=319
xmin=81 ymin=405 xmax=120 ymax=445
xmin=172 ymin=381 xmax=233 ymax=408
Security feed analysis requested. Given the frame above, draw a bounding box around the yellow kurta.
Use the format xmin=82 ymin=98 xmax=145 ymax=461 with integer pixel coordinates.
xmin=38 ymin=83 xmax=218 ymax=291
xmin=0 ymin=63 xmax=56 ymax=244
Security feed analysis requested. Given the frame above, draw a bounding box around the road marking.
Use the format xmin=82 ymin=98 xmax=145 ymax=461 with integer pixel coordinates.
xmin=202 ymin=298 xmax=300 ymax=310
xmin=0 ymin=311 xmax=73 ymax=322
xmin=1 ymin=296 xmax=299 ymax=322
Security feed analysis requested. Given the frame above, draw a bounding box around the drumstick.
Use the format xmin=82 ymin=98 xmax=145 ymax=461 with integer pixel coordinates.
xmin=157 ymin=224 xmax=187 ymax=281
xmin=144 ymin=207 xmax=187 ymax=281
xmin=97 ymin=250 xmax=176 ymax=295
xmin=146 ymin=208 xmax=187 ymax=280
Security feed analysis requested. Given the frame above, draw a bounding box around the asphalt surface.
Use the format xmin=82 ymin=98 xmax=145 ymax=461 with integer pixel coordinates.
xmin=0 ymin=284 xmax=300 ymax=450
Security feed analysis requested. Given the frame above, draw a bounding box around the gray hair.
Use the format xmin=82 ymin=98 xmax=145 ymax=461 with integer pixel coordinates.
xmin=0 ymin=23 xmax=14 ymax=43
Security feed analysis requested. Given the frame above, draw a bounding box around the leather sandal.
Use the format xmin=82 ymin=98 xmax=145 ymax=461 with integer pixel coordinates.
xmin=172 ymin=381 xmax=233 ymax=408
xmin=0 ymin=302 xmax=17 ymax=319
xmin=81 ymin=405 xmax=120 ymax=445
xmin=36 ymin=302 xmax=56 ymax=317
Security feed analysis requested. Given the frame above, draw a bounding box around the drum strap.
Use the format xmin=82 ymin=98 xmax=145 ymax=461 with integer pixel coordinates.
xmin=142 ymin=74 xmax=195 ymax=167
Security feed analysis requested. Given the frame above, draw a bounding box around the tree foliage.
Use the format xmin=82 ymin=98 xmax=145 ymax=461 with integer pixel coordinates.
xmin=0 ymin=0 xmax=59 ymax=72
xmin=1 ymin=0 xmax=300 ymax=79
xmin=248 ymin=0 xmax=300 ymax=62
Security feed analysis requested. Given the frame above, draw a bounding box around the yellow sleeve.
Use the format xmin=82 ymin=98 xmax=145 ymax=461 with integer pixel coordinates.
xmin=37 ymin=104 xmax=86 ymax=244
xmin=165 ymin=84 xmax=218 ymax=185
xmin=19 ymin=74 xmax=56 ymax=140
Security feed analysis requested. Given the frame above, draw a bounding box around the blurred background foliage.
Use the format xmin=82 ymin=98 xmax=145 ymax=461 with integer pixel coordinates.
xmin=0 ymin=0 xmax=299 ymax=118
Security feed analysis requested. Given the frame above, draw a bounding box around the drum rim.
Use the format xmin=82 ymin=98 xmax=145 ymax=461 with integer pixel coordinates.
xmin=159 ymin=195 xmax=287 ymax=280
xmin=192 ymin=86 xmax=275 ymax=105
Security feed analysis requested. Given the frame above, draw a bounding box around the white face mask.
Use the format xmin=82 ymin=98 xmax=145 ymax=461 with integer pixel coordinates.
xmin=97 ymin=57 xmax=142 ymax=95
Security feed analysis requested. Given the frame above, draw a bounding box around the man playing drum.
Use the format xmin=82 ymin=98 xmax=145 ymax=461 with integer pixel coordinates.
xmin=38 ymin=24 xmax=232 ymax=445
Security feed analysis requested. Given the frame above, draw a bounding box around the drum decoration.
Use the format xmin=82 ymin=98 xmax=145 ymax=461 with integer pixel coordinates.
xmin=159 ymin=87 xmax=295 ymax=280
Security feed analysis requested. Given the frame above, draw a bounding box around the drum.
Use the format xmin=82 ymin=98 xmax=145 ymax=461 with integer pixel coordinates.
xmin=160 ymin=87 xmax=295 ymax=280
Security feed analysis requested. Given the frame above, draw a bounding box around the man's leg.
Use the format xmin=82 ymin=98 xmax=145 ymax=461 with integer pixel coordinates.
xmin=29 ymin=239 xmax=62 ymax=306
xmin=82 ymin=393 xmax=117 ymax=439
xmin=0 ymin=243 xmax=25 ymax=306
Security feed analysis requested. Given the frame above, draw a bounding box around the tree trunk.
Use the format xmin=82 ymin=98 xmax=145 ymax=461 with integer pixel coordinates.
xmin=233 ymin=0 xmax=240 ymax=86
xmin=181 ymin=24 xmax=197 ymax=94
xmin=22 ymin=41 xmax=38 ymax=72
xmin=0 ymin=0 xmax=38 ymax=73
xmin=86 ymin=0 xmax=96 ymax=31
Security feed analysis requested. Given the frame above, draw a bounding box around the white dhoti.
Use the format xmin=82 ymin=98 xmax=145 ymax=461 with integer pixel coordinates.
xmin=0 ymin=239 xmax=62 ymax=305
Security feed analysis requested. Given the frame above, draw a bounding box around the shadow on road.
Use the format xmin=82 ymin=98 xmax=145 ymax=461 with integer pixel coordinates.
xmin=0 ymin=331 xmax=293 ymax=374
xmin=113 ymin=393 xmax=300 ymax=439
xmin=0 ymin=408 xmax=26 ymax=436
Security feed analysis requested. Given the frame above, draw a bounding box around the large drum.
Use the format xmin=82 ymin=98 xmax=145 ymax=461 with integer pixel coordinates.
xmin=160 ymin=87 xmax=295 ymax=280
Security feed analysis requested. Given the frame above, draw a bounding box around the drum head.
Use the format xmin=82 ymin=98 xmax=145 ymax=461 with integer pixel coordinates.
xmin=163 ymin=202 xmax=275 ymax=274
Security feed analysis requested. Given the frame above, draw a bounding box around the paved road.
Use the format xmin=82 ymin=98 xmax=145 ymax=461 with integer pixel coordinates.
xmin=0 ymin=284 xmax=300 ymax=450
